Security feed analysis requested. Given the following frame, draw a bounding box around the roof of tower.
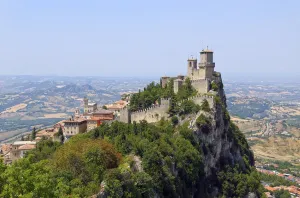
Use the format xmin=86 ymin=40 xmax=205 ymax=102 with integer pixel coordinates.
xmin=188 ymin=55 xmax=197 ymax=60
xmin=201 ymin=49 xmax=213 ymax=53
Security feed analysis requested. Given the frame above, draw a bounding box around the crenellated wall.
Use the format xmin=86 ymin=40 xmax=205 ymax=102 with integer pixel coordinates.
xmin=178 ymin=94 xmax=214 ymax=108
xmin=131 ymin=104 xmax=169 ymax=123
xmin=119 ymin=95 xmax=215 ymax=124
xmin=130 ymin=98 xmax=170 ymax=123
xmin=188 ymin=67 xmax=205 ymax=80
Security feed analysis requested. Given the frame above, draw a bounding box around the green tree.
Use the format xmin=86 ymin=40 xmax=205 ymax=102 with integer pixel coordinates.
xmin=179 ymin=100 xmax=200 ymax=115
xmin=200 ymin=99 xmax=211 ymax=112
xmin=171 ymin=116 xmax=179 ymax=126
xmin=211 ymin=81 xmax=218 ymax=91
xmin=102 ymin=105 xmax=108 ymax=110
xmin=57 ymin=127 xmax=64 ymax=144
xmin=196 ymin=114 xmax=212 ymax=133
xmin=274 ymin=189 xmax=291 ymax=198
xmin=31 ymin=127 xmax=37 ymax=140
xmin=0 ymin=159 xmax=6 ymax=194
xmin=133 ymin=121 xmax=138 ymax=135
xmin=168 ymin=94 xmax=179 ymax=116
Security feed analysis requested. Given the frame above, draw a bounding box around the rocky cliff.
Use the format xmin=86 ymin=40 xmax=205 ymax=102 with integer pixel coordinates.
xmin=95 ymin=76 xmax=264 ymax=198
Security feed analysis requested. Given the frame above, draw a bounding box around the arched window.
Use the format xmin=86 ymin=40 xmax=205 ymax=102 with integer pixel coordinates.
xmin=189 ymin=62 xmax=192 ymax=67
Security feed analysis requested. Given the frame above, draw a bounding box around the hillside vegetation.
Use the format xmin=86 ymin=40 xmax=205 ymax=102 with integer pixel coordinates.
xmin=0 ymin=119 xmax=264 ymax=197
xmin=0 ymin=79 xmax=266 ymax=197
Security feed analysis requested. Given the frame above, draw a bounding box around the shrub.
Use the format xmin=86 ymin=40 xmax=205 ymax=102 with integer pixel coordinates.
xmin=214 ymin=96 xmax=222 ymax=105
xmin=196 ymin=114 xmax=212 ymax=133
xmin=200 ymin=99 xmax=210 ymax=112
xmin=179 ymin=100 xmax=200 ymax=115
xmin=211 ymin=81 xmax=218 ymax=91
xmin=171 ymin=116 xmax=179 ymax=126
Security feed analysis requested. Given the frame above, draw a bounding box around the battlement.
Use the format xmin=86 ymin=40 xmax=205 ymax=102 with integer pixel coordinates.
xmin=190 ymin=79 xmax=207 ymax=83
xmin=178 ymin=94 xmax=214 ymax=105
xmin=131 ymin=104 xmax=162 ymax=115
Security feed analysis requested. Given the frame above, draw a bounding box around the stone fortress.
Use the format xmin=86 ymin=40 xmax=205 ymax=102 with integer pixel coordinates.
xmin=161 ymin=48 xmax=216 ymax=94
xmin=120 ymin=49 xmax=221 ymax=124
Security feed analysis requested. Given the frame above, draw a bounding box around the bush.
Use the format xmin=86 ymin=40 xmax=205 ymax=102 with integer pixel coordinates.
xmin=200 ymin=99 xmax=211 ymax=112
xmin=179 ymin=100 xmax=200 ymax=115
xmin=171 ymin=116 xmax=179 ymax=126
xmin=273 ymin=189 xmax=290 ymax=198
xmin=211 ymin=81 xmax=218 ymax=91
xmin=214 ymin=96 xmax=222 ymax=105
xmin=196 ymin=114 xmax=212 ymax=133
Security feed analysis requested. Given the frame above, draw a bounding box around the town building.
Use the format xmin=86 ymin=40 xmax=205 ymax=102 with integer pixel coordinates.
xmin=63 ymin=118 xmax=87 ymax=137
xmin=35 ymin=122 xmax=65 ymax=140
xmin=87 ymin=118 xmax=102 ymax=131
xmin=106 ymin=100 xmax=129 ymax=116
xmin=4 ymin=141 xmax=36 ymax=164
xmin=84 ymin=97 xmax=98 ymax=114
xmin=92 ymin=109 xmax=114 ymax=120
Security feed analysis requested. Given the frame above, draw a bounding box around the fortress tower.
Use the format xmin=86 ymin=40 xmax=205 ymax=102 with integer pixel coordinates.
xmin=83 ymin=97 xmax=89 ymax=113
xmin=159 ymin=48 xmax=217 ymax=94
xmin=74 ymin=107 xmax=80 ymax=117
xmin=187 ymin=57 xmax=198 ymax=78
xmin=83 ymin=97 xmax=97 ymax=114
xmin=199 ymin=49 xmax=215 ymax=79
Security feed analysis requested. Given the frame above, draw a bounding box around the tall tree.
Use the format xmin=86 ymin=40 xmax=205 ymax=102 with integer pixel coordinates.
xmin=58 ymin=127 xmax=64 ymax=144
xmin=31 ymin=127 xmax=36 ymax=140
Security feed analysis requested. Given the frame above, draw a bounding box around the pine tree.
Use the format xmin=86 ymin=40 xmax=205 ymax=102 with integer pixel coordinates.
xmin=31 ymin=127 xmax=36 ymax=140
xmin=133 ymin=121 xmax=138 ymax=135
xmin=58 ymin=127 xmax=64 ymax=144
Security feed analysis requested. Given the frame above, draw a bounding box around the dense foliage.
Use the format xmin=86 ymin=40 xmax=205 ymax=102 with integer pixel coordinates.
xmin=196 ymin=114 xmax=212 ymax=133
xmin=259 ymin=172 xmax=297 ymax=187
xmin=273 ymin=189 xmax=291 ymax=198
xmin=0 ymin=80 xmax=265 ymax=197
xmin=0 ymin=116 xmax=265 ymax=197
xmin=129 ymin=78 xmax=197 ymax=113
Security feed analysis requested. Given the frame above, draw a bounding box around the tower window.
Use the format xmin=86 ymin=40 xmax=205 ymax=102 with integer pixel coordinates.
xmin=189 ymin=62 xmax=192 ymax=67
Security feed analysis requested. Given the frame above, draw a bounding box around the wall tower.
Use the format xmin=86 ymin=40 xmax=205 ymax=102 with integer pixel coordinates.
xmin=198 ymin=49 xmax=215 ymax=79
xmin=187 ymin=56 xmax=198 ymax=78
xmin=83 ymin=97 xmax=88 ymax=113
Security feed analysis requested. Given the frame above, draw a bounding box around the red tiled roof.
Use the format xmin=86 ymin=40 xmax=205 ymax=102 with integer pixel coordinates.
xmin=18 ymin=144 xmax=36 ymax=150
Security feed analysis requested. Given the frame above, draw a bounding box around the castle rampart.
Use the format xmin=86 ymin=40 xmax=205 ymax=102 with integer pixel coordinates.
xmin=131 ymin=103 xmax=169 ymax=123
xmin=119 ymin=48 xmax=219 ymax=124
xmin=119 ymin=95 xmax=215 ymax=124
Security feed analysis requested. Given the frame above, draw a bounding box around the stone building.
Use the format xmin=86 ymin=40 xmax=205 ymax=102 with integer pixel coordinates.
xmin=119 ymin=49 xmax=221 ymax=124
xmin=105 ymin=100 xmax=129 ymax=116
xmin=63 ymin=118 xmax=87 ymax=137
xmin=161 ymin=48 xmax=217 ymax=93
xmin=4 ymin=141 xmax=36 ymax=164
xmin=84 ymin=97 xmax=98 ymax=114
xmin=92 ymin=109 xmax=114 ymax=120
xmin=87 ymin=118 xmax=102 ymax=131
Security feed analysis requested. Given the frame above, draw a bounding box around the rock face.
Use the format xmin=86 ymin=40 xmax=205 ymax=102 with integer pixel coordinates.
xmin=100 ymin=76 xmax=259 ymax=198
xmin=189 ymin=79 xmax=255 ymax=197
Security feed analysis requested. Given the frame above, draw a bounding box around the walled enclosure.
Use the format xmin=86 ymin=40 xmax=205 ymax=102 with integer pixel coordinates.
xmin=120 ymin=95 xmax=214 ymax=124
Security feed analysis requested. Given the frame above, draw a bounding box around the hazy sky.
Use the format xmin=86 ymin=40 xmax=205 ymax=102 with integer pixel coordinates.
xmin=0 ymin=1 xmax=299 ymax=77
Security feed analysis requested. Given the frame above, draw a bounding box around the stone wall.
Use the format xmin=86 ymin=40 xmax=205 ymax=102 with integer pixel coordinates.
xmin=187 ymin=67 xmax=205 ymax=80
xmin=178 ymin=94 xmax=214 ymax=109
xmin=191 ymin=79 xmax=210 ymax=93
xmin=131 ymin=104 xmax=169 ymax=123
xmin=119 ymin=107 xmax=131 ymax=123
xmin=131 ymin=98 xmax=170 ymax=123
xmin=119 ymin=94 xmax=215 ymax=124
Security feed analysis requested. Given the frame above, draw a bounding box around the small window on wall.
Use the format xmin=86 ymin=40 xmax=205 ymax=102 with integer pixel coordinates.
xmin=189 ymin=62 xmax=192 ymax=67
